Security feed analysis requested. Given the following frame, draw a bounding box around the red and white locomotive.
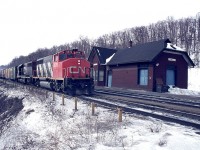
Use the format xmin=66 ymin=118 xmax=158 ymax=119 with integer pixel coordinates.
xmin=0 ymin=49 xmax=94 ymax=96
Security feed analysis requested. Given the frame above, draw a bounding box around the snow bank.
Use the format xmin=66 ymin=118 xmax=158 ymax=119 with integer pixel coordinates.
xmin=168 ymin=86 xmax=200 ymax=96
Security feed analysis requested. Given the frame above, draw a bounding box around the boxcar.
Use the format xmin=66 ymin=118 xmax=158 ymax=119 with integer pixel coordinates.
xmin=4 ymin=68 xmax=9 ymax=79
xmin=0 ymin=69 xmax=4 ymax=78
xmin=8 ymin=67 xmax=17 ymax=80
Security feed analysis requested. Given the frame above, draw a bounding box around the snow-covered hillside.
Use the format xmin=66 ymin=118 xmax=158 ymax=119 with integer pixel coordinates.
xmin=0 ymin=82 xmax=200 ymax=149
xmin=188 ymin=68 xmax=200 ymax=92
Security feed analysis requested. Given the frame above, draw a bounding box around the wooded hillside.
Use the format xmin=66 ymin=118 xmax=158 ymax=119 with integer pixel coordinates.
xmin=4 ymin=13 xmax=200 ymax=67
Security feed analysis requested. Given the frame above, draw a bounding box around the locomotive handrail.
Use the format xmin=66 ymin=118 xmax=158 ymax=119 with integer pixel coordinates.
xmin=63 ymin=68 xmax=67 ymax=78
xmin=85 ymin=67 xmax=90 ymax=78
xmin=67 ymin=67 xmax=69 ymax=77
xmin=78 ymin=67 xmax=80 ymax=78
xmin=71 ymin=67 xmax=74 ymax=78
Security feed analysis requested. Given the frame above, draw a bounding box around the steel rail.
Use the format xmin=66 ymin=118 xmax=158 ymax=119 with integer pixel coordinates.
xmin=94 ymin=89 xmax=200 ymax=109
xmin=80 ymin=95 xmax=200 ymax=130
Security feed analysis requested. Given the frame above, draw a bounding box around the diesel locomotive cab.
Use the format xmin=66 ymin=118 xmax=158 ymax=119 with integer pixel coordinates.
xmin=52 ymin=49 xmax=94 ymax=95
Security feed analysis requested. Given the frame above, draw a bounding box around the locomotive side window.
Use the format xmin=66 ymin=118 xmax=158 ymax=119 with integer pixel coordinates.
xmin=54 ymin=55 xmax=58 ymax=62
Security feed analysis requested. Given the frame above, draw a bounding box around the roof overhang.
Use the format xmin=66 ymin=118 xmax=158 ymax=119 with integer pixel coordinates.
xmin=108 ymin=60 xmax=151 ymax=66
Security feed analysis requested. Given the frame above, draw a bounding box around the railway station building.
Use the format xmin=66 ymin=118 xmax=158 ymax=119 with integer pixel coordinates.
xmin=88 ymin=46 xmax=117 ymax=86
xmin=88 ymin=39 xmax=195 ymax=92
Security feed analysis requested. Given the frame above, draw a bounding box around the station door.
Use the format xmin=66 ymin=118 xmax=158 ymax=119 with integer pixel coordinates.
xmin=166 ymin=69 xmax=175 ymax=86
xmin=107 ymin=71 xmax=112 ymax=87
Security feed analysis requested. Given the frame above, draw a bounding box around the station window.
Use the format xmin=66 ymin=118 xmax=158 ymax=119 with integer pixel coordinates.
xmin=138 ymin=64 xmax=148 ymax=85
xmin=93 ymin=70 xmax=97 ymax=81
xmin=99 ymin=71 xmax=104 ymax=81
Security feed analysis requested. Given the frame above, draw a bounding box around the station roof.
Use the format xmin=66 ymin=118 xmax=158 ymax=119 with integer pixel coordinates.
xmin=107 ymin=39 xmax=195 ymax=67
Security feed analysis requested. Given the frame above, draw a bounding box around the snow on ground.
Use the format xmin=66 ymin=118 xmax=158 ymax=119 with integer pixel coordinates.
xmin=188 ymin=68 xmax=200 ymax=92
xmin=0 ymin=84 xmax=200 ymax=150
xmin=168 ymin=86 xmax=200 ymax=96
xmin=168 ymin=67 xmax=200 ymax=96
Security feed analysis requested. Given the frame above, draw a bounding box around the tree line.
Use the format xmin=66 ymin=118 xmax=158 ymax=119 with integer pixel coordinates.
xmin=2 ymin=12 xmax=200 ymax=68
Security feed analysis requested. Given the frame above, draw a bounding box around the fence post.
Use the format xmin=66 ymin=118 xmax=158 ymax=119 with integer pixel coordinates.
xmin=46 ymin=91 xmax=48 ymax=98
xmin=91 ymin=102 xmax=95 ymax=115
xmin=62 ymin=94 xmax=65 ymax=105
xmin=74 ymin=97 xmax=78 ymax=111
xmin=53 ymin=92 xmax=55 ymax=101
xmin=118 ymin=108 xmax=122 ymax=122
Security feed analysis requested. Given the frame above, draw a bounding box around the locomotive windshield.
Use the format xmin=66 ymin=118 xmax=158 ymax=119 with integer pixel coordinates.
xmin=59 ymin=53 xmax=67 ymax=61
xmin=75 ymin=52 xmax=85 ymax=58
xmin=58 ymin=50 xmax=85 ymax=61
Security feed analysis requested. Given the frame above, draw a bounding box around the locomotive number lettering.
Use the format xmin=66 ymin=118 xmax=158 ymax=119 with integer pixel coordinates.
xmin=69 ymin=66 xmax=86 ymax=74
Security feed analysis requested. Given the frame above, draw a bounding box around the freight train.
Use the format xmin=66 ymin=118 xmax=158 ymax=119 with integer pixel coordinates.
xmin=0 ymin=49 xmax=94 ymax=96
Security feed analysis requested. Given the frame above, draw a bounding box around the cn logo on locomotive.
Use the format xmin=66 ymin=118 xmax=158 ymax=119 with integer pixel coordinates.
xmin=69 ymin=66 xmax=86 ymax=74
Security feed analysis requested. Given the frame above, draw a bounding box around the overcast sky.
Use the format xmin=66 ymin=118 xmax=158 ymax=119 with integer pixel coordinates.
xmin=0 ymin=0 xmax=200 ymax=65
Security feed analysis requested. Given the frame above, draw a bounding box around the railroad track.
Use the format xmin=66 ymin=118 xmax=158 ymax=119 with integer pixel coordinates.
xmin=79 ymin=87 xmax=200 ymax=129
xmin=94 ymin=94 xmax=200 ymax=117
xmin=94 ymin=88 xmax=200 ymax=109
xmin=94 ymin=88 xmax=200 ymax=118
xmin=1 ymin=80 xmax=200 ymax=130
xmin=80 ymin=94 xmax=200 ymax=130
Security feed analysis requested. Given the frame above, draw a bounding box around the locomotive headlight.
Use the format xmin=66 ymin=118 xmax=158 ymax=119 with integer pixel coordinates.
xmin=78 ymin=60 xmax=81 ymax=65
